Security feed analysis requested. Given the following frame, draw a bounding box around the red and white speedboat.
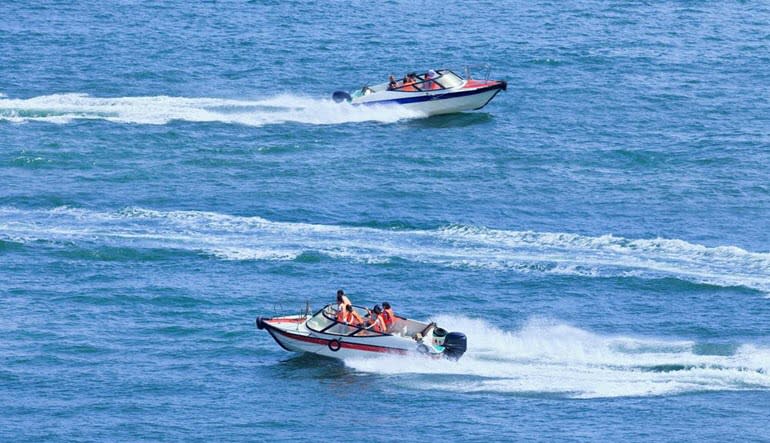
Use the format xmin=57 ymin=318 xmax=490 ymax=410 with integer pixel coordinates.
xmin=256 ymin=303 xmax=467 ymax=360
xmin=332 ymin=68 xmax=506 ymax=116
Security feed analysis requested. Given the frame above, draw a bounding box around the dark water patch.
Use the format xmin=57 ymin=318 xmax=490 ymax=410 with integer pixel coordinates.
xmin=0 ymin=194 xmax=75 ymax=208
xmin=293 ymin=251 xmax=325 ymax=263
xmin=528 ymin=58 xmax=567 ymax=66
xmin=153 ymin=325 xmax=205 ymax=337
xmin=55 ymin=246 xmax=199 ymax=262
xmin=605 ymin=148 xmax=670 ymax=169
xmin=9 ymin=155 xmax=52 ymax=168
xmin=144 ymin=293 xmax=213 ymax=308
xmin=61 ymin=292 xmax=213 ymax=309
xmin=253 ymin=143 xmax=302 ymax=155
xmin=271 ymin=353 xmax=351 ymax=381
xmin=405 ymin=112 xmax=494 ymax=129
xmin=602 ymin=275 xmax=764 ymax=297
xmin=0 ymin=239 xmax=24 ymax=251
xmin=344 ymin=219 xmax=425 ymax=231
xmin=642 ymin=364 xmax=698 ymax=373
xmin=41 ymin=342 xmax=112 ymax=357
xmin=692 ymin=342 xmax=739 ymax=357
xmin=0 ymin=370 xmax=20 ymax=383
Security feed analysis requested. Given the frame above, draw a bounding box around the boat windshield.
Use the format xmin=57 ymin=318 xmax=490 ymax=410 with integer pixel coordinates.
xmin=306 ymin=304 xmax=386 ymax=337
xmin=387 ymin=69 xmax=465 ymax=92
xmin=434 ymin=70 xmax=464 ymax=88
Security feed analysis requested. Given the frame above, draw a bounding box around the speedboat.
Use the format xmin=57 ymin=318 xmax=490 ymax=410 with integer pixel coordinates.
xmin=332 ymin=68 xmax=506 ymax=116
xmin=256 ymin=303 xmax=467 ymax=360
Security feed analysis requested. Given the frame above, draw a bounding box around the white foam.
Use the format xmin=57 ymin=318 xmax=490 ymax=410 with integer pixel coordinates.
xmin=0 ymin=93 xmax=424 ymax=126
xmin=344 ymin=316 xmax=770 ymax=398
xmin=1 ymin=206 xmax=769 ymax=292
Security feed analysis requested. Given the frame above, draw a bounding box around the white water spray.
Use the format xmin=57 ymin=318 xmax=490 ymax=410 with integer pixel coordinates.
xmin=344 ymin=316 xmax=770 ymax=398
xmin=1 ymin=206 xmax=769 ymax=292
xmin=0 ymin=93 xmax=424 ymax=126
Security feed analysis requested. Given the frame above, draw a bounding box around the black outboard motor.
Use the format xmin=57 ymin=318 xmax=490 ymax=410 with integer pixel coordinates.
xmin=442 ymin=332 xmax=467 ymax=361
xmin=332 ymin=91 xmax=352 ymax=103
xmin=256 ymin=317 xmax=265 ymax=329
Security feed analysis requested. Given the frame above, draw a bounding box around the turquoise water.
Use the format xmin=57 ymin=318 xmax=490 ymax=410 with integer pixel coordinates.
xmin=2 ymin=1 xmax=770 ymax=441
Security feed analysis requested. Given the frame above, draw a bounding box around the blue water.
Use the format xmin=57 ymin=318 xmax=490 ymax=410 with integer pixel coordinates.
xmin=2 ymin=1 xmax=770 ymax=441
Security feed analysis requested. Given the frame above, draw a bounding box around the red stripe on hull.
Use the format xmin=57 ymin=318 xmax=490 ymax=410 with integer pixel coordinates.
xmin=266 ymin=317 xmax=305 ymax=324
xmin=272 ymin=326 xmax=408 ymax=355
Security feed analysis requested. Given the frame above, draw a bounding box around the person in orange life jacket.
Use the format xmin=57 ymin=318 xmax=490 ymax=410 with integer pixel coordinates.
xmin=335 ymin=289 xmax=352 ymax=322
xmin=343 ymin=304 xmax=364 ymax=327
xmin=381 ymin=302 xmax=395 ymax=331
xmin=401 ymin=72 xmax=418 ymax=90
xmin=365 ymin=305 xmax=387 ymax=333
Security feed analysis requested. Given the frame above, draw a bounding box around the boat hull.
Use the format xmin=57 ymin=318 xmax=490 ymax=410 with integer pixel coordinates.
xmin=354 ymin=83 xmax=505 ymax=116
xmin=257 ymin=315 xmax=435 ymax=360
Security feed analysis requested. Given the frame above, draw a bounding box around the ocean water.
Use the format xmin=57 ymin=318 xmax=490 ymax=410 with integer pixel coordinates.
xmin=2 ymin=1 xmax=770 ymax=441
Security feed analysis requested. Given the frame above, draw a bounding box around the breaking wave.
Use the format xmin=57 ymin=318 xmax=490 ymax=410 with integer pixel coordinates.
xmin=344 ymin=316 xmax=770 ymax=399
xmin=0 ymin=93 xmax=423 ymax=126
xmin=1 ymin=206 xmax=769 ymax=292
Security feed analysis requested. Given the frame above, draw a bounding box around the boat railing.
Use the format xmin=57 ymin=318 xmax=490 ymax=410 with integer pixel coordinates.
xmin=464 ymin=64 xmax=491 ymax=81
xmin=310 ymin=303 xmax=394 ymax=337
xmin=389 ymin=71 xmax=455 ymax=92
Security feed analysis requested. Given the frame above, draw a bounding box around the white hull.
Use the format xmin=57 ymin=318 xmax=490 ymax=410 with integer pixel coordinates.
xmin=352 ymin=83 xmax=505 ymax=117
xmin=257 ymin=305 xmax=467 ymax=361
xmin=333 ymin=69 xmax=506 ymax=117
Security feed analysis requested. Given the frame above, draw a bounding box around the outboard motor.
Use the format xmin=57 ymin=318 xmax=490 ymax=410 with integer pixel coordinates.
xmin=332 ymin=91 xmax=352 ymax=103
xmin=442 ymin=332 xmax=467 ymax=361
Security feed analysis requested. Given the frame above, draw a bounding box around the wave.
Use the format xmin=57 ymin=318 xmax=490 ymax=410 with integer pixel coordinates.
xmin=0 ymin=92 xmax=423 ymax=126
xmin=1 ymin=206 xmax=769 ymax=292
xmin=344 ymin=316 xmax=770 ymax=399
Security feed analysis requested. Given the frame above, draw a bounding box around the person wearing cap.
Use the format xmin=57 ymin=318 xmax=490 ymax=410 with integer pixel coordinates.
xmin=365 ymin=305 xmax=387 ymax=333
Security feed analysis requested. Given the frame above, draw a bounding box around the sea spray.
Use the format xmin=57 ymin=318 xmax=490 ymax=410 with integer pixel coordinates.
xmin=343 ymin=316 xmax=770 ymax=398
xmin=0 ymin=93 xmax=425 ymax=126
xmin=1 ymin=206 xmax=769 ymax=292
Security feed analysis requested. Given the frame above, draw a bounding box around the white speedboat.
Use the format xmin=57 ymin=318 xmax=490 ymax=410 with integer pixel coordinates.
xmin=332 ymin=68 xmax=506 ymax=116
xmin=256 ymin=303 xmax=467 ymax=360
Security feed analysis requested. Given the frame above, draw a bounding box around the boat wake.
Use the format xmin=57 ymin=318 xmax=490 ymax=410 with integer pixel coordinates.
xmin=0 ymin=92 xmax=424 ymax=126
xmin=344 ymin=316 xmax=770 ymax=399
xmin=1 ymin=206 xmax=769 ymax=293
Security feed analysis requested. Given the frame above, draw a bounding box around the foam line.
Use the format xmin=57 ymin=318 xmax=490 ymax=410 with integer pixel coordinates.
xmin=0 ymin=93 xmax=424 ymax=126
xmin=343 ymin=316 xmax=770 ymax=398
xmin=1 ymin=206 xmax=769 ymax=292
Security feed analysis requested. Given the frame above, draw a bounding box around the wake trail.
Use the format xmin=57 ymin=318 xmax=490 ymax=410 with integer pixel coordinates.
xmin=344 ymin=316 xmax=770 ymax=398
xmin=0 ymin=92 xmax=424 ymax=126
xmin=1 ymin=206 xmax=769 ymax=292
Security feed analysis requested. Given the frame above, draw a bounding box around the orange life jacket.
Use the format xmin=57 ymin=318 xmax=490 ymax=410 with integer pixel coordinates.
xmin=345 ymin=310 xmax=363 ymax=326
xmin=370 ymin=315 xmax=386 ymax=333
xmin=382 ymin=308 xmax=395 ymax=328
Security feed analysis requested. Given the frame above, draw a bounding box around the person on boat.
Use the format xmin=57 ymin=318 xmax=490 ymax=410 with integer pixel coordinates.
xmin=335 ymin=289 xmax=352 ymax=322
xmin=381 ymin=302 xmax=396 ymax=331
xmin=401 ymin=73 xmax=418 ymax=91
xmin=365 ymin=305 xmax=387 ymax=333
xmin=387 ymin=75 xmax=397 ymax=90
xmin=342 ymin=304 xmax=364 ymax=327
xmin=423 ymin=69 xmax=438 ymax=90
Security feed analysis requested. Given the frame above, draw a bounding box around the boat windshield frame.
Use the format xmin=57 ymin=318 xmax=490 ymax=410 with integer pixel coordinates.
xmin=305 ymin=304 xmax=390 ymax=337
xmin=389 ymin=69 xmax=464 ymax=92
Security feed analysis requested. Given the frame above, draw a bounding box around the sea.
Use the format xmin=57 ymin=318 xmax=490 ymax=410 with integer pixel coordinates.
xmin=2 ymin=1 xmax=770 ymax=441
